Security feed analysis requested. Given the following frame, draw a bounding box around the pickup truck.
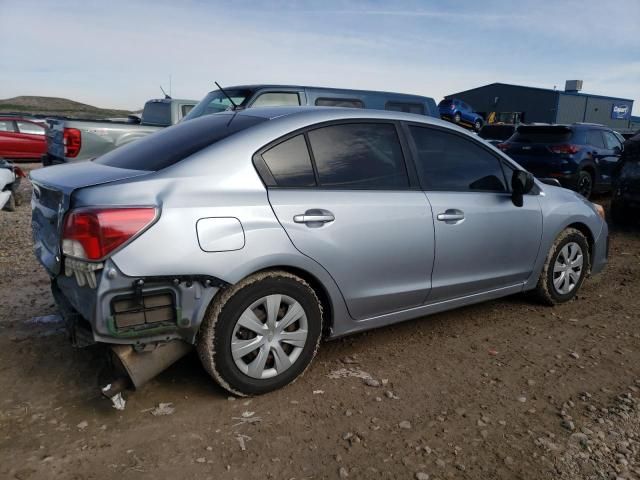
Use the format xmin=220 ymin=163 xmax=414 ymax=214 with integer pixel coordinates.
xmin=43 ymin=98 xmax=197 ymax=164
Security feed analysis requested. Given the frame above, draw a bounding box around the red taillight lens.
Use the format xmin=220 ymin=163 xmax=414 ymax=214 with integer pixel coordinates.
xmin=497 ymin=143 xmax=510 ymax=151
xmin=63 ymin=128 xmax=82 ymax=158
xmin=62 ymin=207 xmax=157 ymax=260
xmin=13 ymin=166 xmax=26 ymax=178
xmin=549 ymin=144 xmax=579 ymax=154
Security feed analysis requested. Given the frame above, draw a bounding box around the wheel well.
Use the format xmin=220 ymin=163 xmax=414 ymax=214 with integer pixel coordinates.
xmin=254 ymin=266 xmax=334 ymax=337
xmin=580 ymin=165 xmax=595 ymax=180
xmin=566 ymin=222 xmax=594 ymax=267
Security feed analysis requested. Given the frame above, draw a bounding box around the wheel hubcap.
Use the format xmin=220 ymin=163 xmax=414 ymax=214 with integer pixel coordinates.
xmin=552 ymin=242 xmax=584 ymax=295
xmin=578 ymin=176 xmax=592 ymax=197
xmin=231 ymin=294 xmax=308 ymax=379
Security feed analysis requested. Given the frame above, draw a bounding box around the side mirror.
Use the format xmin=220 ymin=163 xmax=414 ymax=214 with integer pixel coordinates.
xmin=511 ymin=170 xmax=535 ymax=207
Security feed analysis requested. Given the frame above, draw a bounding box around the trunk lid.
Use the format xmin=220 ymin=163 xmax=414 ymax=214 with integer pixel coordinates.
xmin=30 ymin=162 xmax=149 ymax=276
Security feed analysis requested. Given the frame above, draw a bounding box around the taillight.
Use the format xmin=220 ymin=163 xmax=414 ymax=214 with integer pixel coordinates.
xmin=549 ymin=144 xmax=579 ymax=154
xmin=497 ymin=143 xmax=510 ymax=151
xmin=63 ymin=128 xmax=82 ymax=158
xmin=13 ymin=166 xmax=26 ymax=178
xmin=62 ymin=207 xmax=157 ymax=261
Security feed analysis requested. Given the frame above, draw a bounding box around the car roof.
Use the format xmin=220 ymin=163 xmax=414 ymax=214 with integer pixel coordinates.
xmin=232 ymin=105 xmax=453 ymax=127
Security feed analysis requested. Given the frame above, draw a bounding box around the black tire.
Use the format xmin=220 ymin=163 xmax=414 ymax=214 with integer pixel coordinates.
xmin=474 ymin=119 xmax=483 ymax=132
xmin=534 ymin=228 xmax=590 ymax=306
xmin=2 ymin=192 xmax=15 ymax=212
xmin=576 ymin=170 xmax=593 ymax=199
xmin=197 ymin=270 xmax=323 ymax=396
xmin=453 ymin=112 xmax=461 ymax=123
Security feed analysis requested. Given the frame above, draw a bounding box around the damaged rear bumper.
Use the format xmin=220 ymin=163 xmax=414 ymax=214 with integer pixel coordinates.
xmin=52 ymin=257 xmax=228 ymax=347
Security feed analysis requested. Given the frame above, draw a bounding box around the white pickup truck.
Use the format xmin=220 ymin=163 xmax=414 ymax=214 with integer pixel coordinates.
xmin=43 ymin=98 xmax=196 ymax=165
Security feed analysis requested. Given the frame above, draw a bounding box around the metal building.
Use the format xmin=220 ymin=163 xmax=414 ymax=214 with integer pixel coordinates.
xmin=445 ymin=81 xmax=635 ymax=133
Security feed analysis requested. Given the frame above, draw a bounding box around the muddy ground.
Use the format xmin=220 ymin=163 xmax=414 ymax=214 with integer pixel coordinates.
xmin=0 ymin=164 xmax=639 ymax=480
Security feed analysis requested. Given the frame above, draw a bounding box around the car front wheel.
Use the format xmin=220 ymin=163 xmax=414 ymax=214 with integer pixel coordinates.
xmin=576 ymin=170 xmax=593 ymax=199
xmin=453 ymin=112 xmax=461 ymax=123
xmin=474 ymin=119 xmax=483 ymax=131
xmin=197 ymin=270 xmax=323 ymax=396
xmin=534 ymin=228 xmax=590 ymax=305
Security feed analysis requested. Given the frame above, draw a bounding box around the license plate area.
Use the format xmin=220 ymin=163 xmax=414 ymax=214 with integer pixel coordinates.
xmin=110 ymin=290 xmax=177 ymax=331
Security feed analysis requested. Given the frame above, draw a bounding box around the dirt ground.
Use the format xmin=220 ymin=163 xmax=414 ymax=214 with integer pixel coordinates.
xmin=1 ymin=164 xmax=639 ymax=480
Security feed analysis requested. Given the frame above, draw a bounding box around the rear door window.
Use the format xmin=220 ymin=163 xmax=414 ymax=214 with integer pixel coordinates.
xmin=307 ymin=123 xmax=409 ymax=189
xmin=0 ymin=120 xmax=15 ymax=132
xmin=385 ymin=102 xmax=425 ymax=115
xmin=142 ymin=102 xmax=172 ymax=126
xmin=587 ymin=130 xmax=606 ymax=149
xmin=315 ymin=98 xmax=364 ymax=108
xmin=252 ymin=92 xmax=300 ymax=107
xmin=261 ymin=135 xmax=316 ymax=187
xmin=409 ymin=126 xmax=507 ymax=192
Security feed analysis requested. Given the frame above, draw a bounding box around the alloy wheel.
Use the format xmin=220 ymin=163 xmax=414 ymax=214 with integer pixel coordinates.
xmin=552 ymin=242 xmax=584 ymax=295
xmin=231 ymin=294 xmax=308 ymax=379
xmin=578 ymin=173 xmax=592 ymax=198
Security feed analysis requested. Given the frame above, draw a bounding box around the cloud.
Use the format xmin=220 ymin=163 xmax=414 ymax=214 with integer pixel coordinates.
xmin=0 ymin=0 xmax=638 ymax=115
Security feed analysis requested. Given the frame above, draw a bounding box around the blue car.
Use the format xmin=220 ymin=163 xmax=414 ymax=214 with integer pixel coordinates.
xmin=499 ymin=123 xmax=625 ymax=199
xmin=438 ymin=98 xmax=484 ymax=131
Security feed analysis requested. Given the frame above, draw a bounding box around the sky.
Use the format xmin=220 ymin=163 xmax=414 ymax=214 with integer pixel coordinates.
xmin=0 ymin=0 xmax=639 ymax=114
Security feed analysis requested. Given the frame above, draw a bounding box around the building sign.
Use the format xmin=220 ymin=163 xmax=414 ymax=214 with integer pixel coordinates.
xmin=611 ymin=103 xmax=631 ymax=120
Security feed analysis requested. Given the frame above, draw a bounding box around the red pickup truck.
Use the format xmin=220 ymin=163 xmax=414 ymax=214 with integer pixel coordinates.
xmin=0 ymin=117 xmax=47 ymax=160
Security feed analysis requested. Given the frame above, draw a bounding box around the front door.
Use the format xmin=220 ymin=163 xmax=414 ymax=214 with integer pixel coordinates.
xmin=259 ymin=122 xmax=435 ymax=320
xmin=405 ymin=124 xmax=543 ymax=302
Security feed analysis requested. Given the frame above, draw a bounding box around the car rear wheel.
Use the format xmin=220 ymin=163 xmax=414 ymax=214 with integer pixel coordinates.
xmin=474 ymin=119 xmax=483 ymax=131
xmin=577 ymin=170 xmax=593 ymax=199
xmin=534 ymin=228 xmax=590 ymax=305
xmin=197 ymin=270 xmax=323 ymax=396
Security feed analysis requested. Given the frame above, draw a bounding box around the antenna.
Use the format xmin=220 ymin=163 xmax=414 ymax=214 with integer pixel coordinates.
xmin=169 ymin=74 xmax=172 ymax=97
xmin=215 ymin=81 xmax=238 ymax=110
xmin=160 ymin=85 xmax=171 ymax=99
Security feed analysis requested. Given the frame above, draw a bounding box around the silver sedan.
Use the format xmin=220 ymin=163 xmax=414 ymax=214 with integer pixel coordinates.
xmin=31 ymin=107 xmax=608 ymax=398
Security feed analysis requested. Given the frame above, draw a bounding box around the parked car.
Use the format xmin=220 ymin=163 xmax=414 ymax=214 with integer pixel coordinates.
xmin=43 ymin=98 xmax=197 ymax=165
xmin=498 ymin=123 xmax=624 ymax=198
xmin=478 ymin=124 xmax=517 ymax=146
xmin=31 ymin=107 xmax=608 ymax=399
xmin=611 ymin=131 xmax=640 ymax=225
xmin=0 ymin=117 xmax=47 ymax=160
xmin=184 ymin=84 xmax=438 ymax=121
xmin=438 ymin=99 xmax=484 ymax=131
xmin=0 ymin=158 xmax=25 ymax=211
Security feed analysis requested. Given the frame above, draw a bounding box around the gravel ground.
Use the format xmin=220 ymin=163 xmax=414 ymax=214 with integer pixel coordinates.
xmin=0 ymin=164 xmax=639 ymax=480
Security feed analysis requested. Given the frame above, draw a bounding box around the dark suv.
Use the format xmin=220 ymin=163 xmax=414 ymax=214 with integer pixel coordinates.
xmin=611 ymin=131 xmax=640 ymax=225
xmin=499 ymin=124 xmax=625 ymax=198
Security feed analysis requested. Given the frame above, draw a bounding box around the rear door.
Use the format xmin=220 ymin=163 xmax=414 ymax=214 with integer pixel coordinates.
xmin=601 ymin=130 xmax=624 ymax=186
xmin=260 ymin=121 xmax=435 ymax=320
xmin=405 ymin=124 xmax=542 ymax=302
xmin=16 ymin=121 xmax=46 ymax=157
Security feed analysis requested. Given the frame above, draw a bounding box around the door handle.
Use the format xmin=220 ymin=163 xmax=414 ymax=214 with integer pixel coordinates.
xmin=293 ymin=210 xmax=335 ymax=224
xmin=437 ymin=209 xmax=465 ymax=223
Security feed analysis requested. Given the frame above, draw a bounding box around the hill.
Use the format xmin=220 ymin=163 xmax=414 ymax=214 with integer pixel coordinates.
xmin=0 ymin=96 xmax=134 ymax=119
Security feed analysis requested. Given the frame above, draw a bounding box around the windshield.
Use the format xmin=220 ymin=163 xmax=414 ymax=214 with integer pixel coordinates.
xmin=94 ymin=113 xmax=266 ymax=171
xmin=184 ymin=89 xmax=252 ymax=121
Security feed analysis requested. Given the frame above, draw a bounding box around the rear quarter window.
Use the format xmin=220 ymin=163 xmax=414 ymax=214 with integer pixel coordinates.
xmin=94 ymin=113 xmax=266 ymax=171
